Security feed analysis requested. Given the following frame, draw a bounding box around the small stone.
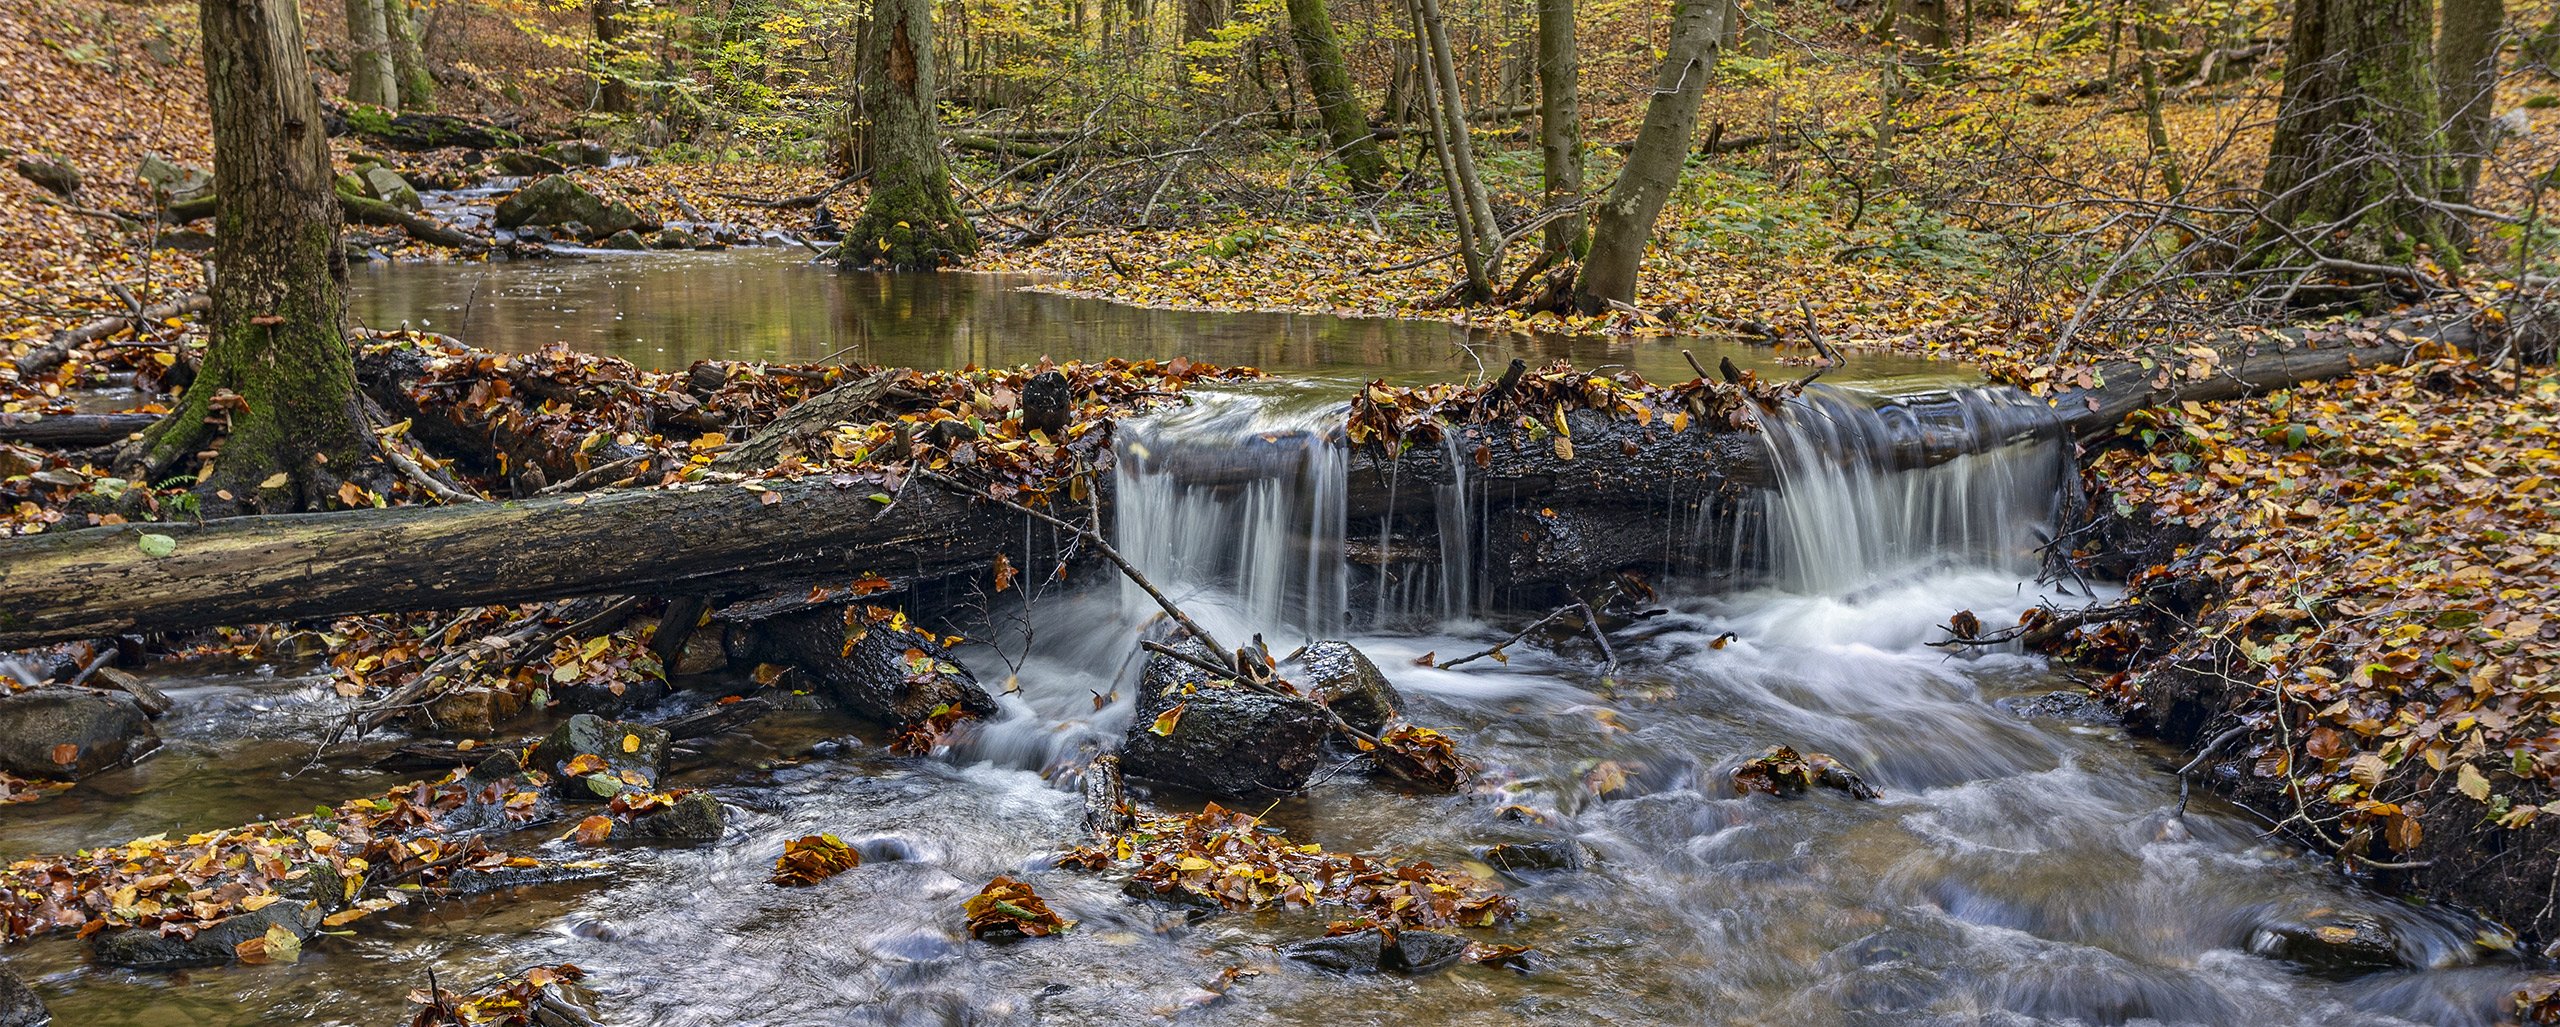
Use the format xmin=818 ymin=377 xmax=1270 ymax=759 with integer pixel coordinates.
xmin=1292 ymin=641 xmax=1403 ymax=735
xmin=649 ymin=227 xmax=699 ymax=250
xmin=537 ymin=139 xmax=612 ymax=168
xmin=600 ymin=229 xmax=647 ymax=251
xmin=491 ymin=150 xmax=567 ymax=177
xmin=89 ymin=666 xmax=173 ymax=717
xmin=0 ymin=958 xmax=42 ymax=1027
xmin=1382 ymin=930 xmax=1470 ymax=975
xmin=361 ymin=166 xmax=420 ymax=211
xmin=0 ymin=689 xmax=155 ymax=780
xmin=2249 ymin=909 xmax=2404 ymax=979
xmin=527 ymin=714 xmax=668 ymax=802
xmin=137 ymin=153 xmax=212 ymax=202
xmin=1481 ymin=839 xmax=1589 ymax=876
xmin=619 ymin=791 xmax=725 ymax=844
xmin=91 ymin=899 xmax=318 ymax=969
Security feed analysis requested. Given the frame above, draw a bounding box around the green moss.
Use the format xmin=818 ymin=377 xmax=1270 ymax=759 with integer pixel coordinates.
xmin=344 ymin=104 xmax=394 ymax=137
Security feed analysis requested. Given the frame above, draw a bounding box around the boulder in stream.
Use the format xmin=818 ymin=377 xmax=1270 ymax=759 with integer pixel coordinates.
xmin=0 ymin=958 xmax=41 ymax=1027
xmin=0 ymin=689 xmax=155 ymax=780
xmin=1481 ymin=838 xmax=1591 ymax=876
xmin=650 ymin=227 xmax=700 ymax=250
xmin=1289 ymin=640 xmax=1403 ymax=735
xmin=528 ymin=714 xmax=669 ymax=802
xmin=619 ymin=790 xmax=727 ymax=844
xmin=360 ymin=166 xmax=421 ymax=211
xmin=90 ymin=898 xmax=319 ymax=970
xmin=600 ymin=228 xmax=647 ymax=251
xmin=732 ymin=607 xmax=998 ymax=728
xmin=1280 ymin=928 xmax=1471 ymax=975
xmin=492 ymin=150 xmax=566 ymax=177
xmin=538 ymin=139 xmax=612 ymax=168
xmin=2248 ymin=908 xmax=2406 ymax=978
xmin=493 ymin=174 xmax=640 ymax=237
xmin=1119 ymin=640 xmax=1329 ymax=797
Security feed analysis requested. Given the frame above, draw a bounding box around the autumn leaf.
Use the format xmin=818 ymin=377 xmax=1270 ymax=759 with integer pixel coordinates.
xmin=1149 ymin=702 xmax=1189 ymax=737
xmin=2458 ymin=763 xmax=2492 ymax=802
xmin=963 ymin=875 xmax=1073 ymax=940
xmin=48 ymin=743 xmax=76 ymax=766
xmin=771 ymin=833 xmax=860 ymax=886
xmin=570 ymin=815 xmax=615 ymax=846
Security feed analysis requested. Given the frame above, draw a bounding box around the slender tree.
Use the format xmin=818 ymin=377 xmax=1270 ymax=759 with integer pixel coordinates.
xmin=593 ymin=0 xmax=634 ymax=112
xmin=844 ymin=0 xmax=978 ymax=268
xmin=2254 ymin=0 xmax=2453 ymax=268
xmin=1573 ymin=0 xmax=1724 ymax=313
xmin=344 ymin=0 xmax=398 ymax=108
xmin=134 ymin=0 xmax=384 ymax=512
xmin=1409 ymin=0 xmax=1502 ymax=296
xmin=384 ymin=0 xmax=434 ymax=111
xmin=2438 ymin=0 xmax=2505 ymax=206
xmin=1284 ymin=0 xmax=1386 ymax=189
xmin=1535 ymin=0 xmax=1584 ymax=257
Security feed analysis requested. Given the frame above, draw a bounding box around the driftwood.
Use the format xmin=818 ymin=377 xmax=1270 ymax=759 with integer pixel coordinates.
xmin=12 ymin=294 xmax=209 ymax=379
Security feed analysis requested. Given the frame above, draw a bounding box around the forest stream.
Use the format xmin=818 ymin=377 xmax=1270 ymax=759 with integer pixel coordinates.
xmin=0 ymin=253 xmax=2537 ymax=1026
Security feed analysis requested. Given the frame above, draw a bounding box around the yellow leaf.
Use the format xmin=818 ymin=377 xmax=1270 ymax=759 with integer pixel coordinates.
xmin=2458 ymin=762 xmax=2491 ymax=801
xmin=260 ymin=472 xmax=289 ymax=489
xmin=621 ymin=733 xmax=640 ymax=754
xmin=1149 ymin=702 xmax=1189 ymax=737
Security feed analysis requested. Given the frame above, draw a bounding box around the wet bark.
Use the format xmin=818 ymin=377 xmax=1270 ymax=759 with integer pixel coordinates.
xmin=1572 ymin=0 xmax=1724 ymax=313
xmin=1285 ymin=0 xmax=1386 ymax=189
xmin=843 ymin=0 xmax=978 ymax=269
xmin=138 ymin=0 xmax=381 ymax=513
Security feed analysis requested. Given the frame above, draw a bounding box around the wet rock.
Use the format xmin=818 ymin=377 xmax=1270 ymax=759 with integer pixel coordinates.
xmin=599 ymin=228 xmax=647 ymax=251
xmin=527 ymin=714 xmax=668 ymax=801
xmin=1120 ymin=641 xmax=1329 ymax=797
xmin=89 ymin=666 xmax=173 ymax=718
xmin=491 ymin=150 xmax=566 ymax=177
xmin=2249 ymin=909 xmax=2405 ymax=978
xmin=733 ymin=608 xmax=998 ymax=727
xmin=550 ymin=674 xmax=670 ymax=719
xmin=1280 ymin=928 xmax=1470 ymax=975
xmin=360 ymin=166 xmax=420 ymax=211
xmin=155 ymin=228 xmax=217 ymax=252
xmin=1481 ymin=839 xmax=1590 ymax=876
xmin=512 ymin=224 xmax=554 ymax=245
xmin=538 ymin=139 xmax=612 ymax=168
xmin=137 ymin=153 xmax=211 ymax=203
xmin=11 ymin=154 xmax=80 ymax=198
xmin=0 ymin=958 xmax=39 ymax=1027
xmin=1729 ymin=745 xmax=1881 ymax=800
xmin=1290 ymin=640 xmax=1402 ymax=735
xmin=90 ymin=899 xmax=318 ymax=969
xmin=493 ymin=174 xmax=640 ymax=237
xmin=619 ymin=791 xmax=725 ymax=844
xmin=443 ymin=860 xmax=615 ymax=896
xmin=0 ymin=689 xmax=154 ymax=780
xmin=1995 ymin=690 xmax=2118 ymax=726
xmin=649 ymin=227 xmax=699 ymax=250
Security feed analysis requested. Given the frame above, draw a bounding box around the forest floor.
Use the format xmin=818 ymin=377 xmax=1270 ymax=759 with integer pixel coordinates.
xmin=0 ymin=0 xmax=2556 ymax=959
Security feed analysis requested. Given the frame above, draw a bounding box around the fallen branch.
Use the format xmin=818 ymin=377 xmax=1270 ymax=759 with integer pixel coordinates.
xmin=12 ymin=294 xmax=208 ymax=379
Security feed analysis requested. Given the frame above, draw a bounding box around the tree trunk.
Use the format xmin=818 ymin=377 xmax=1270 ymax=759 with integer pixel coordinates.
xmin=343 ymin=0 xmax=398 ymax=109
xmin=137 ymin=0 xmax=382 ymax=513
xmin=2254 ymin=0 xmax=2453 ymax=270
xmin=844 ymin=0 xmax=978 ymax=269
xmin=593 ymin=0 xmax=633 ymax=113
xmin=1409 ymin=0 xmax=1502 ymax=296
xmin=1535 ymin=0 xmax=1585 ymax=257
xmin=1894 ymin=0 xmax=1948 ymax=77
xmin=2438 ymin=0 xmax=2505 ymax=207
xmin=384 ymin=0 xmax=434 ymax=111
xmin=1572 ymin=0 xmax=1724 ymax=313
xmin=1284 ymin=0 xmax=1386 ymax=189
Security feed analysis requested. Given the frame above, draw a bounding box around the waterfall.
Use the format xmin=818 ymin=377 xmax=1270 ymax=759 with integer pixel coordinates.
xmin=1755 ymin=386 xmax=2067 ymax=595
xmin=1113 ymin=391 xmax=1350 ymax=641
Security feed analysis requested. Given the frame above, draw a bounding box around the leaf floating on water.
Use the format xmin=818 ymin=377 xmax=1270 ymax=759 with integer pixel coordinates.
xmin=570 ymin=815 xmax=615 ymax=846
xmin=1149 ymin=702 xmax=1189 ymax=737
xmin=964 ymin=875 xmax=1073 ymax=940
xmin=771 ymin=833 xmax=860 ymax=886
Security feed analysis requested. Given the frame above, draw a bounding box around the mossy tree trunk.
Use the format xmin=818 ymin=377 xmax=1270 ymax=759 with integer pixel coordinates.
xmin=1572 ymin=0 xmax=1723 ymax=313
xmin=384 ymin=0 xmax=434 ymax=111
xmin=2438 ymin=0 xmax=2505 ymax=207
xmin=1284 ymin=0 xmax=1385 ymax=190
xmin=1535 ymin=0 xmax=1585 ymax=258
xmin=843 ymin=0 xmax=978 ymax=269
xmin=136 ymin=0 xmax=383 ymax=514
xmin=2254 ymin=0 xmax=2455 ymax=271
xmin=343 ymin=0 xmax=398 ymax=108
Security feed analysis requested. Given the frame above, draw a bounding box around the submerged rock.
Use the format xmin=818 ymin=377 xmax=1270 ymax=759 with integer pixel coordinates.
xmin=90 ymin=899 xmax=319 ymax=970
xmin=528 ymin=714 xmax=669 ymax=802
xmin=1995 ymin=690 xmax=2119 ymax=727
xmin=0 ymin=689 xmax=155 ymax=780
xmin=0 ymin=958 xmax=41 ymax=1027
xmin=734 ymin=608 xmax=997 ymax=727
xmin=1481 ymin=839 xmax=1590 ymax=876
xmin=1280 ymin=928 xmax=1471 ymax=975
xmin=1291 ymin=641 xmax=1403 ymax=735
xmin=1120 ymin=640 xmax=1329 ymax=797
xmin=2249 ymin=909 xmax=2406 ymax=978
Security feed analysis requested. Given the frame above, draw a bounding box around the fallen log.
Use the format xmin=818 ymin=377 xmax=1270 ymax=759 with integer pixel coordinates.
xmin=0 ymin=471 xmax=1075 ymax=651
xmin=0 ymin=314 xmax=2498 ymax=648
xmin=12 ymin=294 xmax=209 ymax=379
xmin=0 ymin=413 xmax=159 ymax=449
xmin=338 ymin=191 xmax=490 ymax=252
